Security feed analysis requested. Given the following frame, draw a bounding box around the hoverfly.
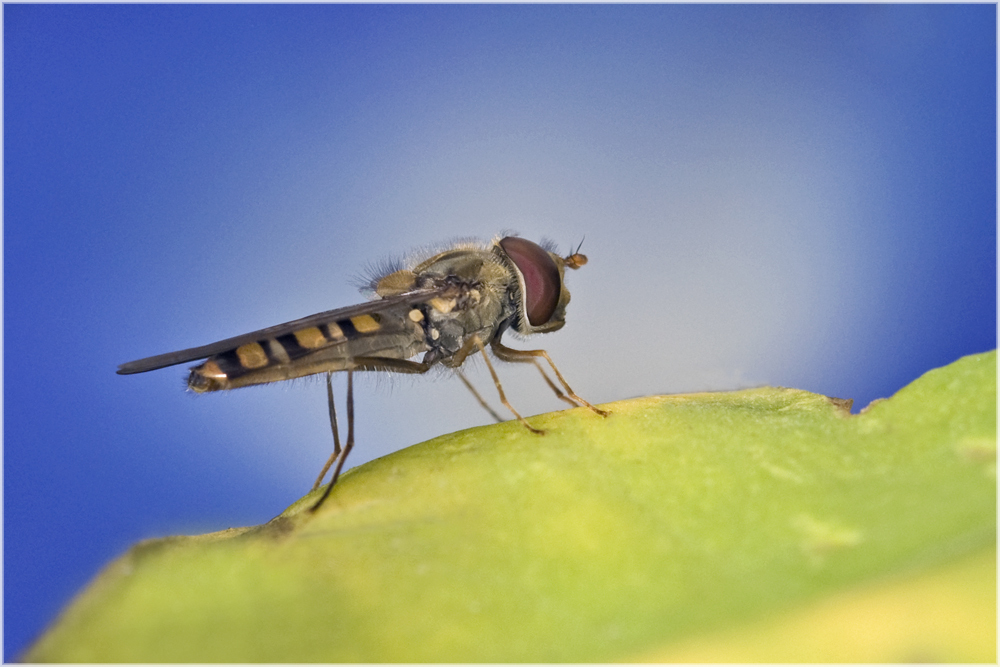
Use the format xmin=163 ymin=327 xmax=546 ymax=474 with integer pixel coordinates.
xmin=118 ymin=235 xmax=608 ymax=511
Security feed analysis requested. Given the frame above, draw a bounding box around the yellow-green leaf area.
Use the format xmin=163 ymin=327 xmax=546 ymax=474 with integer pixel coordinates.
xmin=25 ymin=351 xmax=996 ymax=662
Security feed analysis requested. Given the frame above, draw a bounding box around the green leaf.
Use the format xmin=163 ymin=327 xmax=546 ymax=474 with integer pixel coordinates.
xmin=25 ymin=351 xmax=996 ymax=662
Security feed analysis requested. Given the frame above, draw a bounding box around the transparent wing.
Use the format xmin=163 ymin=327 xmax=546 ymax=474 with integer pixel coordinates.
xmin=117 ymin=287 xmax=449 ymax=375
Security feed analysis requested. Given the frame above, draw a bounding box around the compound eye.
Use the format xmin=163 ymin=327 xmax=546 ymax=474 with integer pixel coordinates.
xmin=499 ymin=237 xmax=561 ymax=326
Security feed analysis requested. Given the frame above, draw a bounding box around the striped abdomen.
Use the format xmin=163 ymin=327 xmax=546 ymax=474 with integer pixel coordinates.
xmin=189 ymin=309 xmax=426 ymax=392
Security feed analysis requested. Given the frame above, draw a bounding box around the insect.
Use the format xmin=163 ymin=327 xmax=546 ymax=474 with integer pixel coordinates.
xmin=118 ymin=235 xmax=608 ymax=511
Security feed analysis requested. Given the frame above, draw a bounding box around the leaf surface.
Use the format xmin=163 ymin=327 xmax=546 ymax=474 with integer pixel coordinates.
xmin=25 ymin=351 xmax=996 ymax=662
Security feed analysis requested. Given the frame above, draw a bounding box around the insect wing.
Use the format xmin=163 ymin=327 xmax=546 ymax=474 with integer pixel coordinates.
xmin=117 ymin=287 xmax=449 ymax=375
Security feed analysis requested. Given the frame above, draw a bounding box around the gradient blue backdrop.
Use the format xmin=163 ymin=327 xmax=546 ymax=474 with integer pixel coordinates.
xmin=5 ymin=5 xmax=995 ymax=658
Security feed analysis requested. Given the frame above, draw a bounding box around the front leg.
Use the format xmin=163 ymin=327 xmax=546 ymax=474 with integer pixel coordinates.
xmin=490 ymin=339 xmax=609 ymax=417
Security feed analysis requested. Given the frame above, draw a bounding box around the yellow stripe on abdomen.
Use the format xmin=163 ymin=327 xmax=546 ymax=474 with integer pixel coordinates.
xmin=236 ymin=342 xmax=269 ymax=369
xmin=350 ymin=314 xmax=381 ymax=333
xmin=294 ymin=327 xmax=327 ymax=349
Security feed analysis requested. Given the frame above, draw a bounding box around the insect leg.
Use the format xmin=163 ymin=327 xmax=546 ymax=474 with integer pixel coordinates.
xmin=311 ymin=371 xmax=355 ymax=512
xmin=456 ymin=370 xmax=505 ymax=423
xmin=490 ymin=340 xmax=609 ymax=417
xmin=529 ymin=359 xmax=581 ymax=408
xmin=309 ymin=358 xmax=434 ymax=512
xmin=312 ymin=372 xmax=343 ymax=491
xmin=452 ymin=335 xmax=543 ymax=435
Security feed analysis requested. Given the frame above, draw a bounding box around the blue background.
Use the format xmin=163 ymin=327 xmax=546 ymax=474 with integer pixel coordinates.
xmin=5 ymin=5 xmax=995 ymax=658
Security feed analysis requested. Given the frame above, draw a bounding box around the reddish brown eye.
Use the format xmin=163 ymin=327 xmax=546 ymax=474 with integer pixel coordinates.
xmin=500 ymin=237 xmax=561 ymax=326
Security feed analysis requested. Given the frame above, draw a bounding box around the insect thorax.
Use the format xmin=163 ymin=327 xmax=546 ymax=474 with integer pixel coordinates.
xmin=413 ymin=250 xmax=514 ymax=367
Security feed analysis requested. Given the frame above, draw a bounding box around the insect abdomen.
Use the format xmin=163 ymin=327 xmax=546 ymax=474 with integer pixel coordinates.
xmin=188 ymin=313 xmax=423 ymax=392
